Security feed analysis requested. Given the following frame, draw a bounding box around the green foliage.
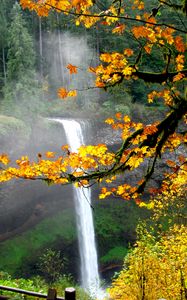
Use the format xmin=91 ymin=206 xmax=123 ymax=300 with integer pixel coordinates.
xmin=101 ymin=246 xmax=128 ymax=264
xmin=101 ymin=84 xmax=132 ymax=115
xmin=94 ymin=200 xmax=149 ymax=256
xmin=6 ymin=3 xmax=35 ymax=81
xmin=0 ymin=272 xmax=47 ymax=300
xmin=38 ymin=249 xmax=67 ymax=283
xmin=0 ymin=272 xmax=92 ymax=300
xmin=53 ymin=275 xmax=93 ymax=300
xmin=1 ymin=2 xmax=43 ymax=118
xmin=0 ymin=1 xmax=8 ymax=48
xmin=0 ymin=210 xmax=76 ymax=275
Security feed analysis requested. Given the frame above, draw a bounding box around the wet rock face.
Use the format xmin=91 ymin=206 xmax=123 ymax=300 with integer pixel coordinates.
xmin=92 ymin=122 xmax=121 ymax=146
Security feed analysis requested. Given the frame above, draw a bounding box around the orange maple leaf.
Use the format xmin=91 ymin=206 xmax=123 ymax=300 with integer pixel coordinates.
xmin=115 ymin=112 xmax=122 ymax=120
xmin=58 ymin=87 xmax=68 ymax=99
xmin=173 ymin=73 xmax=185 ymax=82
xmin=66 ymin=64 xmax=78 ymax=74
xmin=124 ymin=48 xmax=134 ymax=57
xmin=45 ymin=151 xmax=56 ymax=158
xmin=174 ymin=36 xmax=185 ymax=53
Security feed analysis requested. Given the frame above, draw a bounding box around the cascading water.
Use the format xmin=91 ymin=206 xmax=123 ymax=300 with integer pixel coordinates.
xmin=51 ymin=118 xmax=104 ymax=298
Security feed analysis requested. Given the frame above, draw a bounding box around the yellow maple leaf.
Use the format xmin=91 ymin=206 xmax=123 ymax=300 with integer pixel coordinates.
xmin=122 ymin=66 xmax=133 ymax=76
xmin=112 ymin=24 xmax=125 ymax=35
xmin=0 ymin=154 xmax=10 ymax=165
xmin=67 ymin=90 xmax=77 ymax=97
xmin=105 ymin=117 xmax=115 ymax=125
xmin=123 ymin=115 xmax=131 ymax=122
xmin=45 ymin=151 xmax=56 ymax=158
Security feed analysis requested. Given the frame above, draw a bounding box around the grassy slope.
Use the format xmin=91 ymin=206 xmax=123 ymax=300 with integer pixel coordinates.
xmin=0 ymin=209 xmax=76 ymax=274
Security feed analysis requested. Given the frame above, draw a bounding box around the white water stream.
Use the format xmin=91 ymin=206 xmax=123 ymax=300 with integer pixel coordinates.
xmin=52 ymin=118 xmax=104 ymax=298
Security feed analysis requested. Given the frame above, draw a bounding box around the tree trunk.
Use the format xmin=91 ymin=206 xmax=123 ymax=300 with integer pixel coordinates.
xmin=39 ymin=17 xmax=43 ymax=80
xmin=2 ymin=48 xmax=6 ymax=85
xmin=57 ymin=13 xmax=65 ymax=84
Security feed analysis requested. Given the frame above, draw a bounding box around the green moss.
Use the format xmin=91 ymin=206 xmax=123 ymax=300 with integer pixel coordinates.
xmin=0 ymin=209 xmax=76 ymax=274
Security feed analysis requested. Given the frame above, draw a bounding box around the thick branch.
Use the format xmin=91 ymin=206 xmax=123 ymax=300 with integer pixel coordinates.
xmin=134 ymin=69 xmax=187 ymax=83
xmin=106 ymin=69 xmax=187 ymax=86
xmin=62 ymin=97 xmax=187 ymax=188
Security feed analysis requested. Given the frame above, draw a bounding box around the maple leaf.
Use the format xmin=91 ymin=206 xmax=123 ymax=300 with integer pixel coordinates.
xmin=112 ymin=24 xmax=125 ymax=35
xmin=67 ymin=90 xmax=77 ymax=97
xmin=174 ymin=36 xmax=186 ymax=52
xmin=99 ymin=187 xmax=112 ymax=199
xmin=173 ymin=73 xmax=185 ymax=82
xmin=122 ymin=66 xmax=133 ymax=76
xmin=45 ymin=151 xmax=56 ymax=158
xmin=115 ymin=112 xmax=122 ymax=120
xmin=124 ymin=48 xmax=134 ymax=57
xmin=0 ymin=154 xmax=10 ymax=165
xmin=58 ymin=87 xmax=68 ymax=99
xmin=123 ymin=115 xmax=131 ymax=122
xmin=4 ymin=0 xmax=186 ymax=206
xmin=176 ymin=54 xmax=185 ymax=71
xmin=105 ymin=117 xmax=115 ymax=125
xmin=66 ymin=63 xmax=78 ymax=74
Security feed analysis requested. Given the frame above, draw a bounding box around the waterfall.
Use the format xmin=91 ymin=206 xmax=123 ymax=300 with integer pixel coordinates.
xmin=52 ymin=118 xmax=103 ymax=298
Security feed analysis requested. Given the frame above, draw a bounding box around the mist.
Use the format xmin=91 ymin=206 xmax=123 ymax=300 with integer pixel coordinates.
xmin=0 ymin=30 xmax=102 ymax=281
xmin=42 ymin=32 xmax=100 ymax=111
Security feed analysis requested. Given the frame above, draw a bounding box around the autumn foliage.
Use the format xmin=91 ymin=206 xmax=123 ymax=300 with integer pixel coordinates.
xmin=109 ymin=223 xmax=187 ymax=300
xmin=0 ymin=0 xmax=186 ymax=203
xmin=0 ymin=1 xmax=187 ymax=298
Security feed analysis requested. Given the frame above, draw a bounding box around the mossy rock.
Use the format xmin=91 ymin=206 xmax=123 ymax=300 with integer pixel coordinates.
xmin=0 ymin=115 xmax=31 ymax=152
xmin=0 ymin=115 xmax=30 ymax=136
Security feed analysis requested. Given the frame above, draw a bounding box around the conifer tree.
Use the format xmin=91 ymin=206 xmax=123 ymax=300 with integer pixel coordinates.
xmin=2 ymin=2 xmax=41 ymax=118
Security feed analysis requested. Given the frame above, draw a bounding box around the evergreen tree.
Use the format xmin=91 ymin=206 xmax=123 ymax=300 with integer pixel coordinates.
xmin=0 ymin=0 xmax=14 ymax=91
xmin=2 ymin=2 xmax=42 ymax=118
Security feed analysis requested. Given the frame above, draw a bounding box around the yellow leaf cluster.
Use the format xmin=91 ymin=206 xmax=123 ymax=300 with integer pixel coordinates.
xmin=148 ymin=89 xmax=174 ymax=106
xmin=176 ymin=54 xmax=185 ymax=72
xmin=109 ymin=224 xmax=187 ymax=300
xmin=57 ymin=87 xmax=77 ymax=99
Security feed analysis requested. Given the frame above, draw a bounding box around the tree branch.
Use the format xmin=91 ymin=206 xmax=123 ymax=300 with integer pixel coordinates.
xmin=43 ymin=3 xmax=187 ymax=33
xmin=109 ymin=69 xmax=187 ymax=85
xmin=59 ymin=97 xmax=187 ymax=190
